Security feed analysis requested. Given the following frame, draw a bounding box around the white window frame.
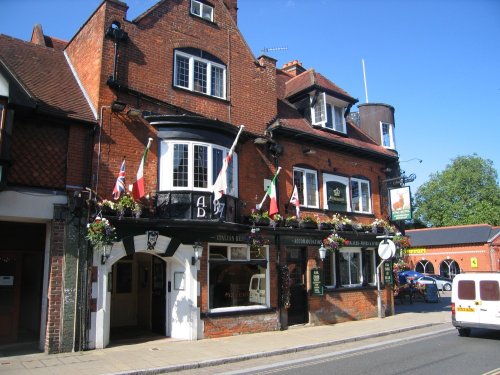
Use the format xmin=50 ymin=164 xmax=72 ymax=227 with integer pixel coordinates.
xmin=322 ymin=174 xmax=351 ymax=212
xmin=174 ymin=50 xmax=226 ymax=99
xmin=310 ymin=92 xmax=347 ymax=134
xmin=350 ymin=177 xmax=372 ymax=214
xmin=208 ymin=243 xmax=270 ymax=313
xmin=380 ymin=121 xmax=396 ymax=149
xmin=325 ymin=248 xmax=376 ymax=288
xmin=338 ymin=248 xmax=363 ymax=287
xmin=159 ymin=140 xmax=238 ymax=196
xmin=190 ymin=0 xmax=214 ymax=22
xmin=293 ymin=167 xmax=319 ymax=209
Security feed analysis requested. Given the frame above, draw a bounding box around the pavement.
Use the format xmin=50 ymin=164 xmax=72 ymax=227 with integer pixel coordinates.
xmin=0 ymin=293 xmax=453 ymax=375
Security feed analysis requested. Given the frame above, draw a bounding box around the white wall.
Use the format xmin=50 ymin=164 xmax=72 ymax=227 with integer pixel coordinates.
xmin=0 ymin=189 xmax=67 ymax=220
xmin=0 ymin=72 xmax=8 ymax=97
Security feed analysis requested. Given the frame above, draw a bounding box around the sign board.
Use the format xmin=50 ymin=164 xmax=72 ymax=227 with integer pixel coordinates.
xmin=378 ymin=240 xmax=396 ymax=260
xmin=389 ymin=186 xmax=412 ymax=221
xmin=383 ymin=262 xmax=393 ymax=285
xmin=470 ymin=257 xmax=478 ymax=268
xmin=310 ymin=268 xmax=323 ymax=296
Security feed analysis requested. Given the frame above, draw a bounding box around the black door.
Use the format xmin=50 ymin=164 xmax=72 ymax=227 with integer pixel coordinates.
xmin=151 ymin=257 xmax=166 ymax=335
xmin=287 ymin=248 xmax=308 ymax=325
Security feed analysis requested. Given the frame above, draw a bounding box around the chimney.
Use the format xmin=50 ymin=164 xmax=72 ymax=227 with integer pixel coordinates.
xmin=223 ymin=0 xmax=238 ymax=24
xmin=281 ymin=60 xmax=306 ymax=77
xmin=31 ymin=24 xmax=46 ymax=46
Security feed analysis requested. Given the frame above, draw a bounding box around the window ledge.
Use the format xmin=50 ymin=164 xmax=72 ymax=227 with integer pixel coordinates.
xmin=201 ymin=307 xmax=276 ymax=318
xmin=323 ymin=285 xmax=377 ymax=293
xmin=172 ymin=84 xmax=229 ymax=103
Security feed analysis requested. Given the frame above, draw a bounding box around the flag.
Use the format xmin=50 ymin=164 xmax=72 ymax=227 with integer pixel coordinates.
xmin=132 ymin=138 xmax=153 ymax=200
xmin=212 ymin=125 xmax=244 ymax=201
xmin=267 ymin=170 xmax=280 ymax=218
xmin=112 ymin=159 xmax=126 ymax=200
xmin=289 ymin=184 xmax=300 ymax=218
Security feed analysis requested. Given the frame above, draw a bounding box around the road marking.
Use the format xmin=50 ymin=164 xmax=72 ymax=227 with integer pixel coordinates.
xmin=482 ymin=368 xmax=500 ymax=375
xmin=221 ymin=327 xmax=455 ymax=375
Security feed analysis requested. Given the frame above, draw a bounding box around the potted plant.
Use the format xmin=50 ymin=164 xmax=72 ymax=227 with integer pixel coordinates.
xmin=117 ymin=194 xmax=136 ymax=219
xmin=132 ymin=202 xmax=143 ymax=219
xmin=340 ymin=216 xmax=353 ymax=231
xmin=86 ymin=216 xmax=116 ymax=249
xmin=285 ymin=215 xmax=299 ymax=228
xmin=246 ymin=228 xmax=269 ymax=253
xmin=299 ymin=215 xmax=318 ymax=229
xmin=371 ymin=218 xmax=388 ymax=233
xmin=250 ymin=210 xmax=271 ymax=226
xmin=270 ymin=213 xmax=283 ymax=228
xmin=392 ymin=235 xmax=411 ymax=250
xmin=318 ymin=215 xmax=333 ymax=230
xmin=98 ymin=199 xmax=117 ymax=215
xmin=322 ymin=233 xmax=349 ymax=251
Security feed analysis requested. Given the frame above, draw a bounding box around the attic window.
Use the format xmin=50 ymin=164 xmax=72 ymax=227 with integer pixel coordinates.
xmin=191 ymin=0 xmax=214 ymax=22
xmin=311 ymin=92 xmax=347 ymax=134
xmin=380 ymin=122 xmax=396 ymax=149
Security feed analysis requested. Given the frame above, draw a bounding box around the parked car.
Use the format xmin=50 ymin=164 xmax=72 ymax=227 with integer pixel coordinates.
xmin=416 ymin=275 xmax=452 ymax=291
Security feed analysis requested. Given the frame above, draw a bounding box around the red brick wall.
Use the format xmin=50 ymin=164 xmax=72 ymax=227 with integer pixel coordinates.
xmin=66 ymin=124 xmax=91 ymax=188
xmin=203 ymin=312 xmax=280 ymax=339
xmin=45 ymin=219 xmax=65 ymax=353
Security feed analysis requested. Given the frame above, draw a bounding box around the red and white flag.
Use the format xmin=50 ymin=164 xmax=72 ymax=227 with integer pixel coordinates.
xmin=289 ymin=184 xmax=300 ymax=218
xmin=112 ymin=159 xmax=126 ymax=200
xmin=132 ymin=138 xmax=153 ymax=200
xmin=212 ymin=125 xmax=244 ymax=201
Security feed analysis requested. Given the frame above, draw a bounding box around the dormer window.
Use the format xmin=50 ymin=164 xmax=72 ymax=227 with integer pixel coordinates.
xmin=311 ymin=92 xmax=346 ymax=134
xmin=174 ymin=49 xmax=226 ymax=99
xmin=380 ymin=121 xmax=396 ymax=149
xmin=190 ymin=0 xmax=214 ymax=22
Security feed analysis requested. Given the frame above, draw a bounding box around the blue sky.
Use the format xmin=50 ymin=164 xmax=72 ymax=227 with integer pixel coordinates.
xmin=3 ymin=0 xmax=500 ymax=194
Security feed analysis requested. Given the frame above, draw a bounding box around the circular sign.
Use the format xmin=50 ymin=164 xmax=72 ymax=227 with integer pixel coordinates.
xmin=378 ymin=239 xmax=396 ymax=260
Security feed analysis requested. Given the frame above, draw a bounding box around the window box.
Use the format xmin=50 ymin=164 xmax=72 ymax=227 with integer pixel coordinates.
xmin=284 ymin=217 xmax=299 ymax=228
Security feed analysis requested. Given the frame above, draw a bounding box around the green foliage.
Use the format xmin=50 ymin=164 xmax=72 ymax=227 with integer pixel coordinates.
xmin=414 ymin=155 xmax=500 ymax=226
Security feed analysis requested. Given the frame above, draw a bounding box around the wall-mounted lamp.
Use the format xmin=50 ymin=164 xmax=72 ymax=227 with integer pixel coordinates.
xmin=101 ymin=244 xmax=113 ymax=265
xmin=192 ymin=241 xmax=203 ymax=265
xmin=111 ymin=101 xmax=127 ymax=112
xmin=318 ymin=244 xmax=327 ymax=261
xmin=127 ymin=108 xmax=143 ymax=120
xmin=303 ymin=148 xmax=316 ymax=155
xmin=254 ymin=137 xmax=270 ymax=145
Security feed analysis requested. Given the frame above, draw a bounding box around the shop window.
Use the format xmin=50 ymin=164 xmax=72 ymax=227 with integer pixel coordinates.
xmin=293 ymin=167 xmax=318 ymax=208
xmin=174 ymin=49 xmax=226 ymax=99
xmin=351 ymin=178 xmax=371 ymax=213
xmin=323 ymin=174 xmax=350 ymax=211
xmin=208 ymin=244 xmax=269 ymax=311
xmin=323 ymin=248 xmax=375 ymax=288
xmin=159 ymin=140 xmax=238 ymax=196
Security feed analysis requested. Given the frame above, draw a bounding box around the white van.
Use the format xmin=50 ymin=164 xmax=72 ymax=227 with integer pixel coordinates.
xmin=451 ymin=272 xmax=500 ymax=337
xmin=249 ymin=274 xmax=266 ymax=305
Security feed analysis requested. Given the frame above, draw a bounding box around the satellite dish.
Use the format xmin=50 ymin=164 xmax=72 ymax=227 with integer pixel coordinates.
xmin=378 ymin=239 xmax=396 ymax=260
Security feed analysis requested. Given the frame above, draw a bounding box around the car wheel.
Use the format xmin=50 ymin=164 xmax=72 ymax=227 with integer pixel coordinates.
xmin=443 ymin=283 xmax=452 ymax=291
xmin=458 ymin=328 xmax=471 ymax=337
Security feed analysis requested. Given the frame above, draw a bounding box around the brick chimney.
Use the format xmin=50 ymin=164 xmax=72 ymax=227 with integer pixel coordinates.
xmin=281 ymin=60 xmax=306 ymax=77
xmin=223 ymin=0 xmax=238 ymax=24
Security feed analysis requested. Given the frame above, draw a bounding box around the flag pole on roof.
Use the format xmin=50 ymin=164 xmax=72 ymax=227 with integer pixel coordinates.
xmin=212 ymin=125 xmax=244 ymax=202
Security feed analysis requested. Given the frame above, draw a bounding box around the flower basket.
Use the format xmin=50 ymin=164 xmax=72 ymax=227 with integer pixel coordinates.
xmin=393 ymin=235 xmax=411 ymax=250
xmin=318 ymin=222 xmax=333 ymax=230
xmin=250 ymin=210 xmax=271 ymax=226
xmin=86 ymin=216 xmax=116 ymax=248
xmin=299 ymin=215 xmax=318 ymax=229
xmin=285 ymin=217 xmax=299 ymax=228
xmin=322 ymin=233 xmax=349 ymax=251
xmin=246 ymin=228 xmax=269 ymax=251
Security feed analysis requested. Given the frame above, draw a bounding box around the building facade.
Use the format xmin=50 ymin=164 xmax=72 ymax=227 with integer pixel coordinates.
xmin=1 ymin=0 xmax=402 ymax=353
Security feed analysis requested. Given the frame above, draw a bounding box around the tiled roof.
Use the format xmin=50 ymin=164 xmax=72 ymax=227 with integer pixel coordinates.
xmin=283 ymin=68 xmax=357 ymax=103
xmin=275 ymin=99 xmax=396 ymax=159
xmin=0 ymin=34 xmax=95 ymax=123
xmin=407 ymin=224 xmax=496 ymax=247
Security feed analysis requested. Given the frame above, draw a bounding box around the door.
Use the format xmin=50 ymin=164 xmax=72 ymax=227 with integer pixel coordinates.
xmin=478 ymin=279 xmax=500 ymax=326
xmin=287 ymin=248 xmax=308 ymax=325
xmin=151 ymin=257 xmax=166 ymax=335
xmin=0 ymin=253 xmax=22 ymax=343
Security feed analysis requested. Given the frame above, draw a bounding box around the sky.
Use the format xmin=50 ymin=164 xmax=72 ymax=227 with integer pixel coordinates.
xmin=2 ymin=0 xmax=500 ymax=194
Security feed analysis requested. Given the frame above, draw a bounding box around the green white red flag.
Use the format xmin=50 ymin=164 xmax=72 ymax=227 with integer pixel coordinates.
xmin=132 ymin=138 xmax=153 ymax=200
xmin=257 ymin=167 xmax=282 ymax=218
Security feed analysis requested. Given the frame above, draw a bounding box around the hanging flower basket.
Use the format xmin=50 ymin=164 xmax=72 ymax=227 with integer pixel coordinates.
xmin=246 ymin=228 xmax=269 ymax=251
xmin=322 ymin=233 xmax=349 ymax=251
xmin=86 ymin=216 xmax=116 ymax=248
xmin=393 ymin=235 xmax=411 ymax=250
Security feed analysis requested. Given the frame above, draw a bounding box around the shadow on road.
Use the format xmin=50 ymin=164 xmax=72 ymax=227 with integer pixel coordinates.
xmin=395 ymin=291 xmax=452 ymax=314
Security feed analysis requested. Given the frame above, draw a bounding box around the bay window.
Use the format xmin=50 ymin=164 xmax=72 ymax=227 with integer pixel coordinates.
xmin=160 ymin=140 xmax=237 ymax=196
xmin=209 ymin=244 xmax=269 ymax=311
xmin=293 ymin=167 xmax=318 ymax=208
xmin=351 ymin=178 xmax=371 ymax=213
xmin=174 ymin=49 xmax=226 ymax=99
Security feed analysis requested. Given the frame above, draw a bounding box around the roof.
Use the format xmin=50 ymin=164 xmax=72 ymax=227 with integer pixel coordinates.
xmin=0 ymin=34 xmax=95 ymax=123
xmin=284 ymin=68 xmax=357 ymax=103
xmin=407 ymin=224 xmax=497 ymax=247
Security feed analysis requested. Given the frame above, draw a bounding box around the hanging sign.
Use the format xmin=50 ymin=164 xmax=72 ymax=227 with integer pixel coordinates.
xmin=389 ymin=186 xmax=412 ymax=221
xmin=310 ymin=268 xmax=323 ymax=296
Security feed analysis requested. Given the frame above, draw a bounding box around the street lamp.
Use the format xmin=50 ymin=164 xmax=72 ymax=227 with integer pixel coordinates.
xmin=318 ymin=244 xmax=327 ymax=261
xmin=192 ymin=241 xmax=203 ymax=265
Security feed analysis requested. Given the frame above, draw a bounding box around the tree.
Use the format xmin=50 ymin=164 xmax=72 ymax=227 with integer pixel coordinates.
xmin=414 ymin=155 xmax=500 ymax=227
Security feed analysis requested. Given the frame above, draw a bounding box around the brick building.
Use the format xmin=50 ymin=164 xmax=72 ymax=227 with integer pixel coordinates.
xmin=405 ymin=225 xmax=500 ymax=277
xmin=1 ymin=0 xmax=403 ymax=353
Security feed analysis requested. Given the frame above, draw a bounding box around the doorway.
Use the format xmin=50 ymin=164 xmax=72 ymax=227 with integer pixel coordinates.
xmin=110 ymin=253 xmax=167 ymax=342
xmin=286 ymin=247 xmax=308 ymax=325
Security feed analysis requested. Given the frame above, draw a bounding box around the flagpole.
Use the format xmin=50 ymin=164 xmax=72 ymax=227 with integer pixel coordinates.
xmin=256 ymin=166 xmax=281 ymax=209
